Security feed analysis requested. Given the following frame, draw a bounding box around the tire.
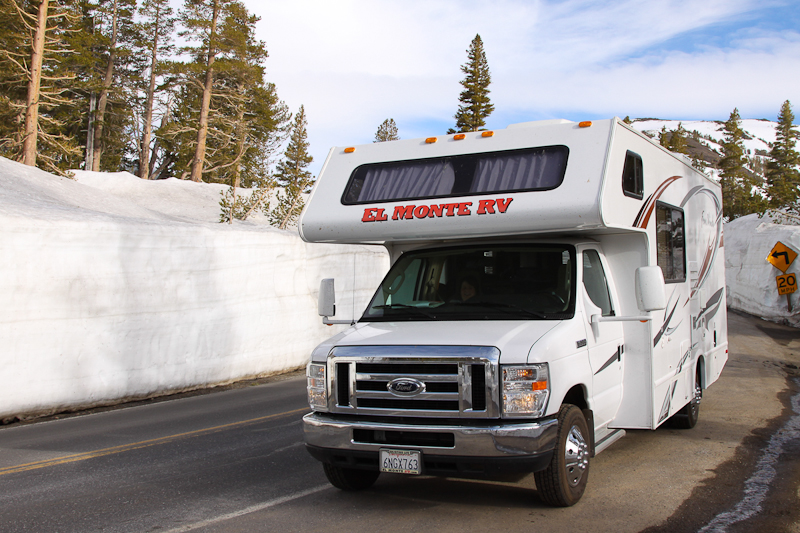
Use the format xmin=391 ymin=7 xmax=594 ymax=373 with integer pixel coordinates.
xmin=322 ymin=463 xmax=380 ymax=491
xmin=671 ymin=368 xmax=702 ymax=429
xmin=534 ymin=404 xmax=591 ymax=507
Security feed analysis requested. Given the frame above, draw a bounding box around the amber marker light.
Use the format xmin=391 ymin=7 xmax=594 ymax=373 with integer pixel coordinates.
xmin=579 ymin=121 xmax=593 ymax=128
xmin=530 ymin=381 xmax=548 ymax=391
xmin=425 ymin=137 xmax=438 ymax=144
xmin=481 ymin=131 xmax=494 ymax=137
xmin=344 ymin=147 xmax=355 ymax=153
xmin=453 ymin=134 xmax=466 ymax=140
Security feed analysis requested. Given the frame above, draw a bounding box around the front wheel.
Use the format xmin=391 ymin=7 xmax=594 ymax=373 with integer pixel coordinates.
xmin=534 ymin=404 xmax=590 ymax=507
xmin=322 ymin=463 xmax=380 ymax=491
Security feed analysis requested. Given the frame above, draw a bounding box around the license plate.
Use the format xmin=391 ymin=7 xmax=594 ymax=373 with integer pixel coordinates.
xmin=379 ymin=449 xmax=421 ymax=475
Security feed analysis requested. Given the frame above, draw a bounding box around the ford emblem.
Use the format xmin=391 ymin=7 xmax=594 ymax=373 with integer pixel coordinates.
xmin=387 ymin=378 xmax=426 ymax=397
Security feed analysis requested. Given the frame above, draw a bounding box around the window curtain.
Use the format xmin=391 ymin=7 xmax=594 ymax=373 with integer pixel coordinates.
xmin=471 ymin=150 xmax=565 ymax=193
xmin=357 ymin=161 xmax=455 ymax=202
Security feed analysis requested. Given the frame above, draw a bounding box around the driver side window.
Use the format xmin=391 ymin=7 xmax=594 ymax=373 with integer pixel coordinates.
xmin=582 ymin=250 xmax=614 ymax=317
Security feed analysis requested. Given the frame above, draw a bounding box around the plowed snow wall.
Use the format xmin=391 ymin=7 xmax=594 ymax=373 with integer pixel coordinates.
xmin=0 ymin=217 xmax=388 ymax=419
xmin=725 ymin=214 xmax=800 ymax=328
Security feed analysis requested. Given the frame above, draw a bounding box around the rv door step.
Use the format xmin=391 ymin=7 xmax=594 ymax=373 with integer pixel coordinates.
xmin=594 ymin=428 xmax=626 ymax=455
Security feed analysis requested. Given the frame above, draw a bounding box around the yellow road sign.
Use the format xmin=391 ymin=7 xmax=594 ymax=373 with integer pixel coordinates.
xmin=777 ymin=273 xmax=797 ymax=295
xmin=767 ymin=241 xmax=797 ymax=273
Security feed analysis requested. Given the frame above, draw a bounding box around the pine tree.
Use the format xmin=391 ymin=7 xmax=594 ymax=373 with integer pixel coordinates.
xmin=135 ymin=0 xmax=175 ymax=179
xmin=766 ymin=100 xmax=800 ymax=210
xmin=659 ymin=123 xmax=688 ymax=154
xmin=270 ymin=105 xmax=313 ymax=230
xmin=170 ymin=0 xmax=289 ymax=185
xmin=85 ymin=0 xmax=137 ymax=171
xmin=451 ymin=34 xmax=493 ymax=133
xmin=168 ymin=0 xmax=288 ymax=189
xmin=718 ymin=108 xmax=765 ymax=219
xmin=669 ymin=122 xmax=688 ymax=154
xmin=374 ymin=118 xmax=399 ymax=142
xmin=180 ymin=0 xmax=228 ymax=182
xmin=0 ymin=0 xmax=80 ymax=173
xmin=207 ymin=1 xmax=288 ymax=186
xmin=214 ymin=2 xmax=289 ymax=223
xmin=659 ymin=125 xmax=669 ymax=149
xmin=54 ymin=0 xmax=142 ymax=174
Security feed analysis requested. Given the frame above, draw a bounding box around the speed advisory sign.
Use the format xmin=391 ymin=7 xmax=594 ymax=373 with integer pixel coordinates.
xmin=777 ymin=273 xmax=797 ymax=296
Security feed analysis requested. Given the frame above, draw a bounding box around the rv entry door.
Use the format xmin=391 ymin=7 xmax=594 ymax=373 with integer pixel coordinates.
xmin=581 ymin=249 xmax=625 ymax=428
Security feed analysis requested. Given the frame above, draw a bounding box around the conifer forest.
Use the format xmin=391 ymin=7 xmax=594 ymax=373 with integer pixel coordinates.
xmin=0 ymin=2 xmax=797 ymax=224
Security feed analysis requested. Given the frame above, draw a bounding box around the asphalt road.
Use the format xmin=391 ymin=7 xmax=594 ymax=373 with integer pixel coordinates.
xmin=0 ymin=311 xmax=798 ymax=533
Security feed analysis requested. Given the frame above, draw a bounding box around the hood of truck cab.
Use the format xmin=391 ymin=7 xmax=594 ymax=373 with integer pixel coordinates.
xmin=313 ymin=320 xmax=566 ymax=365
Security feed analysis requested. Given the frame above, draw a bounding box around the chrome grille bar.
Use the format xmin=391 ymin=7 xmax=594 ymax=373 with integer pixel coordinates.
xmin=327 ymin=346 xmax=500 ymax=418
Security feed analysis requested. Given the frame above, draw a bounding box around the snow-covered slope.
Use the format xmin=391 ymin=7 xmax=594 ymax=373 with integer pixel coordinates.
xmin=631 ymin=118 xmax=776 ymax=157
xmin=0 ymin=158 xmax=389 ymax=420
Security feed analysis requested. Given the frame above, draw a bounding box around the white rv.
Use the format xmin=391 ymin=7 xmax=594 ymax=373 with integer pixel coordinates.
xmin=299 ymin=118 xmax=727 ymax=506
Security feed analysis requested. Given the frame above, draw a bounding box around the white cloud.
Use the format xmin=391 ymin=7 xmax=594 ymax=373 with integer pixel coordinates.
xmin=243 ymin=0 xmax=799 ymax=175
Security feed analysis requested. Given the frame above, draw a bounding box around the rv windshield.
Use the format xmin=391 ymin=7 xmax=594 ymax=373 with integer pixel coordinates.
xmin=362 ymin=245 xmax=576 ymax=322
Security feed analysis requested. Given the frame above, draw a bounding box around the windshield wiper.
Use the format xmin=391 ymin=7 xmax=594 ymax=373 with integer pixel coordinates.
xmin=456 ymin=301 xmax=548 ymax=319
xmin=372 ymin=304 xmax=437 ymax=319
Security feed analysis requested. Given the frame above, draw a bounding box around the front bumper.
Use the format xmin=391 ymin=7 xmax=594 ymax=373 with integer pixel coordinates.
xmin=303 ymin=412 xmax=558 ymax=476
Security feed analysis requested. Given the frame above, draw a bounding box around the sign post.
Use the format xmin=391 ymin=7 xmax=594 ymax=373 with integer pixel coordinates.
xmin=767 ymin=242 xmax=798 ymax=311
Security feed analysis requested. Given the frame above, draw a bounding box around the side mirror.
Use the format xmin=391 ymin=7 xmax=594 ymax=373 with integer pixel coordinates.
xmin=318 ymin=278 xmax=336 ymax=317
xmin=635 ymin=266 xmax=666 ymax=312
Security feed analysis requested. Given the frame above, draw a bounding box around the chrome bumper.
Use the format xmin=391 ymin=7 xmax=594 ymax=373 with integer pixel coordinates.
xmin=303 ymin=412 xmax=558 ymax=457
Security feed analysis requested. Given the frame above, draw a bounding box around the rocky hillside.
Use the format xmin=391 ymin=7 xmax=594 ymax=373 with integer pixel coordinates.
xmin=629 ymin=118 xmax=777 ymax=181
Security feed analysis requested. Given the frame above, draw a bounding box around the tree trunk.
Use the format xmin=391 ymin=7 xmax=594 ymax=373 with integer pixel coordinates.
xmin=190 ymin=0 xmax=219 ymax=183
xmin=91 ymin=0 xmax=119 ymax=172
xmin=279 ymin=193 xmax=301 ymax=230
xmin=138 ymin=3 xmax=161 ymax=179
xmin=227 ymin=103 xmax=247 ymax=224
xmin=84 ymin=92 xmax=96 ymax=169
xmin=21 ymin=0 xmax=49 ymax=167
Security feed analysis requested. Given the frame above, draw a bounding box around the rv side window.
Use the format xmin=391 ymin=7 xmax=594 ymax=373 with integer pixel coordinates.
xmin=582 ymin=250 xmax=614 ymax=317
xmin=622 ymin=151 xmax=643 ymax=199
xmin=656 ymin=203 xmax=686 ymax=283
xmin=342 ymin=146 xmax=569 ymax=204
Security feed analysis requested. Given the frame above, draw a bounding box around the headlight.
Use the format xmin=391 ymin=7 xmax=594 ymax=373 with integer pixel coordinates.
xmin=307 ymin=363 xmax=328 ymax=411
xmin=502 ymin=363 xmax=549 ymax=417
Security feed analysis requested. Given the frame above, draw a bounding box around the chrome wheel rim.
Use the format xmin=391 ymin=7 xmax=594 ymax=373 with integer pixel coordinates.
xmin=690 ymin=380 xmax=702 ymax=418
xmin=564 ymin=425 xmax=589 ymax=486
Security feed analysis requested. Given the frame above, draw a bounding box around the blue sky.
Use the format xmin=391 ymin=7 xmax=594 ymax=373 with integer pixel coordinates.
xmin=243 ymin=0 xmax=800 ymax=176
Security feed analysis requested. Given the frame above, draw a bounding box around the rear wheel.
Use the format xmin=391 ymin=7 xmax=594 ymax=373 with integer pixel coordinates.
xmin=672 ymin=369 xmax=702 ymax=429
xmin=322 ymin=463 xmax=380 ymax=491
xmin=534 ymin=404 xmax=590 ymax=507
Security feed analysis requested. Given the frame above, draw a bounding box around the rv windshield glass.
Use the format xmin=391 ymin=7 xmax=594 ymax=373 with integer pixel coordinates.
xmin=362 ymin=244 xmax=576 ymax=321
xmin=342 ymin=145 xmax=568 ymax=204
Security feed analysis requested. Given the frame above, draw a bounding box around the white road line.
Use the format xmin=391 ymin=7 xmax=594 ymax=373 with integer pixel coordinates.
xmin=162 ymin=484 xmax=330 ymax=533
xmin=698 ymin=379 xmax=800 ymax=533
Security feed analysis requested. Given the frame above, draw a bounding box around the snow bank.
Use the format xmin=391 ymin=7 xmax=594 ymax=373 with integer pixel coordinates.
xmin=0 ymin=158 xmax=389 ymax=420
xmin=3 ymin=149 xmax=796 ymax=420
xmin=725 ymin=214 xmax=800 ymax=327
